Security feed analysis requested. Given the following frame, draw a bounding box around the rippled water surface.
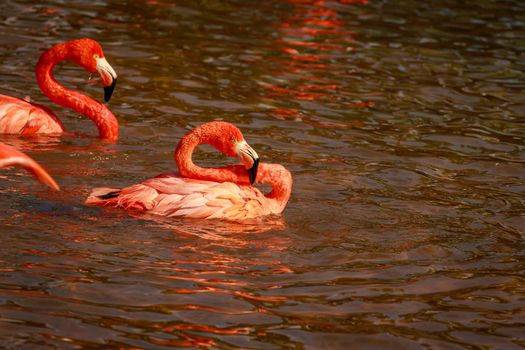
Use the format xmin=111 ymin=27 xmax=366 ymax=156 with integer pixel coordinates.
xmin=1 ymin=0 xmax=524 ymax=349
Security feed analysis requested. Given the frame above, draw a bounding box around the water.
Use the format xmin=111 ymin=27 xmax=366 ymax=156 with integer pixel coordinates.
xmin=0 ymin=0 xmax=524 ymax=348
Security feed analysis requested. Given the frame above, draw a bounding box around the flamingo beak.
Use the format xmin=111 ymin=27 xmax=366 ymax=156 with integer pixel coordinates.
xmin=236 ymin=141 xmax=259 ymax=185
xmin=95 ymin=56 xmax=117 ymax=102
xmin=248 ymin=158 xmax=260 ymax=185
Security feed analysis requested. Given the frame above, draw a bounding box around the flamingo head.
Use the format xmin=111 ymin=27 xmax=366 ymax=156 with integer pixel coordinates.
xmin=207 ymin=122 xmax=260 ymax=184
xmin=67 ymin=38 xmax=118 ymax=102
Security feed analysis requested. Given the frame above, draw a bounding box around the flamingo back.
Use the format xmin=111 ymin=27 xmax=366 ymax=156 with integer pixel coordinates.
xmin=0 ymin=95 xmax=63 ymax=134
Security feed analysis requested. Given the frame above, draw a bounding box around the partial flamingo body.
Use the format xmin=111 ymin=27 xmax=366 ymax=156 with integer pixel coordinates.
xmin=0 ymin=38 xmax=118 ymax=141
xmin=0 ymin=143 xmax=59 ymax=190
xmin=86 ymin=122 xmax=292 ymax=221
xmin=0 ymin=95 xmax=63 ymax=135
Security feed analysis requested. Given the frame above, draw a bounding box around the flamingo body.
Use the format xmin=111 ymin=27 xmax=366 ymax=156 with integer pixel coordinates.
xmin=86 ymin=122 xmax=292 ymax=222
xmin=0 ymin=38 xmax=118 ymax=140
xmin=86 ymin=168 xmax=285 ymax=221
xmin=0 ymin=95 xmax=63 ymax=134
xmin=0 ymin=143 xmax=59 ymax=190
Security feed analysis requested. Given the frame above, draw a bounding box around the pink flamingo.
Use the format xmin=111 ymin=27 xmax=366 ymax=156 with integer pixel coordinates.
xmin=0 ymin=38 xmax=118 ymax=141
xmin=0 ymin=143 xmax=59 ymax=190
xmin=86 ymin=122 xmax=292 ymax=221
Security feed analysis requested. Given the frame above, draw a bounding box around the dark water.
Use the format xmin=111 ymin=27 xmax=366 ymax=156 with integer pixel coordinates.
xmin=1 ymin=0 xmax=524 ymax=349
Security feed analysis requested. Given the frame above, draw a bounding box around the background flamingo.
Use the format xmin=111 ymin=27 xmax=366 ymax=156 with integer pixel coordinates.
xmin=0 ymin=143 xmax=59 ymax=190
xmin=0 ymin=38 xmax=118 ymax=141
xmin=86 ymin=122 xmax=292 ymax=221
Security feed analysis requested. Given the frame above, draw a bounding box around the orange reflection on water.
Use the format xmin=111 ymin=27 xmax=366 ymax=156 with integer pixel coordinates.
xmin=263 ymin=83 xmax=331 ymax=101
xmin=150 ymin=333 xmax=216 ymax=348
xmin=145 ymin=225 xmax=294 ymax=309
xmin=162 ymin=323 xmax=251 ymax=336
xmin=143 ymin=213 xmax=288 ymax=238
xmin=263 ymin=0 xmax=372 ymax=128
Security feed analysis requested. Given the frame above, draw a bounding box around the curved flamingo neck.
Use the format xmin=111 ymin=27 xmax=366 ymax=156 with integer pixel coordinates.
xmin=174 ymin=126 xmax=247 ymax=184
xmin=174 ymin=124 xmax=292 ymax=212
xmin=35 ymin=42 xmax=118 ymax=141
xmin=257 ymin=163 xmax=292 ymax=212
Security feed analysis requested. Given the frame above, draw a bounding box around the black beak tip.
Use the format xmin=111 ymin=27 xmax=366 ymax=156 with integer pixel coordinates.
xmin=248 ymin=158 xmax=260 ymax=185
xmin=104 ymin=78 xmax=117 ymax=102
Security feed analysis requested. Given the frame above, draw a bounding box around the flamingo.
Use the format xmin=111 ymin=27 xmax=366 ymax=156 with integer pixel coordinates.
xmin=0 ymin=143 xmax=59 ymax=190
xmin=86 ymin=121 xmax=292 ymax=221
xmin=0 ymin=38 xmax=118 ymax=141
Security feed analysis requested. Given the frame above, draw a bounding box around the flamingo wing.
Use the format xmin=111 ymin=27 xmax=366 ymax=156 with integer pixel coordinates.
xmin=0 ymin=95 xmax=63 ymax=134
xmin=86 ymin=173 xmax=268 ymax=221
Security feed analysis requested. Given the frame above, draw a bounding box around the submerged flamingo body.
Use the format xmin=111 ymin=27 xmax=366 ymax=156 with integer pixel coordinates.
xmin=0 ymin=38 xmax=118 ymax=140
xmin=0 ymin=143 xmax=59 ymax=190
xmin=86 ymin=122 xmax=292 ymax=221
